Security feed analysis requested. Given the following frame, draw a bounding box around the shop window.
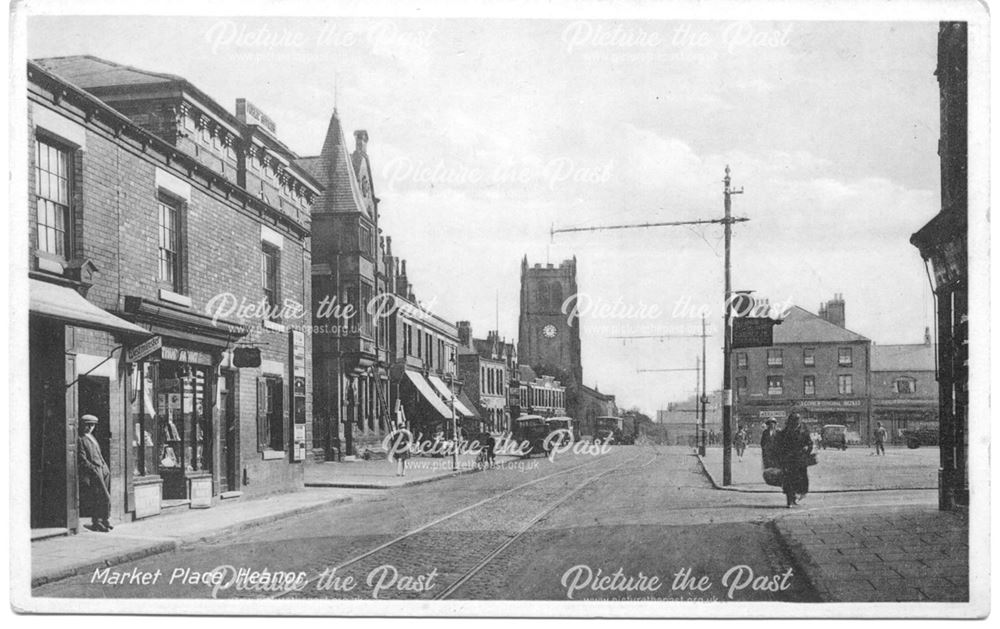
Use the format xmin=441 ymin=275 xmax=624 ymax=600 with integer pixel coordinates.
xmin=803 ymin=375 xmax=816 ymax=396
xmin=130 ymin=363 xmax=158 ymax=477
xmin=155 ymin=363 xmax=211 ymax=498
xmin=895 ymin=377 xmax=916 ymax=394
xmin=838 ymin=374 xmax=853 ymax=395
xmin=158 ymin=194 xmax=185 ymax=293
xmin=838 ymin=347 xmax=853 ymax=367
xmin=261 ymin=243 xmax=281 ymax=319
xmin=803 ymin=348 xmax=815 ymax=366
xmin=257 ymin=376 xmax=285 ymax=452
xmin=767 ymin=349 xmax=783 ymax=367
xmin=736 ymin=353 xmax=748 ymax=369
xmin=767 ymin=376 xmax=783 ymax=396
xmin=34 ymin=136 xmax=73 ymax=258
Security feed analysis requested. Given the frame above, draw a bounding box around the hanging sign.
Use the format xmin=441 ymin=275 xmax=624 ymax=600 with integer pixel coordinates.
xmin=126 ymin=336 xmax=163 ymax=363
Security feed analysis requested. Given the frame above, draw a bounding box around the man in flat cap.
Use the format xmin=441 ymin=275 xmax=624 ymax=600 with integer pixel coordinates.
xmin=78 ymin=414 xmax=113 ymax=532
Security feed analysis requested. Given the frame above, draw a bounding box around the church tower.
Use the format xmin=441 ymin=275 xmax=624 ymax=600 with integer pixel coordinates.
xmin=517 ymin=256 xmax=582 ymax=387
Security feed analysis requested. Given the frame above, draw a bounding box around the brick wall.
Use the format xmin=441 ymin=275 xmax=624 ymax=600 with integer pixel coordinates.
xmin=28 ymin=81 xmax=313 ymax=506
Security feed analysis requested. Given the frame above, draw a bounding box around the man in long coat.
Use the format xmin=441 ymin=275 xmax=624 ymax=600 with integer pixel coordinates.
xmin=78 ymin=414 xmax=113 ymax=532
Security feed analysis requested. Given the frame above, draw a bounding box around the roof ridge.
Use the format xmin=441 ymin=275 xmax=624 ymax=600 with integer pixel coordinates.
xmin=35 ymin=54 xmax=186 ymax=83
xmin=785 ymin=305 xmax=870 ymax=341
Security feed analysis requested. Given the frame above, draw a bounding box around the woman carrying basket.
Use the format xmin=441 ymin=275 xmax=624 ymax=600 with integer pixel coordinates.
xmin=777 ymin=413 xmax=813 ymax=507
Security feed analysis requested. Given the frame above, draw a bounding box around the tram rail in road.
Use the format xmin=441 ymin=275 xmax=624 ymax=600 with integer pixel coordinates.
xmin=271 ymin=448 xmax=649 ymax=600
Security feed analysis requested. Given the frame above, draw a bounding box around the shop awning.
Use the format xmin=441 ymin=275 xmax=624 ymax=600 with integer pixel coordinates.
xmin=30 ymin=279 xmax=151 ymax=337
xmin=404 ymin=371 xmax=455 ymax=419
xmin=456 ymin=391 xmax=482 ymax=420
xmin=427 ymin=374 xmax=476 ymax=417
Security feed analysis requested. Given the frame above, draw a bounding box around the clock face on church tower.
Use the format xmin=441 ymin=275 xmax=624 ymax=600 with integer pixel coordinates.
xmin=541 ymin=324 xmax=558 ymax=339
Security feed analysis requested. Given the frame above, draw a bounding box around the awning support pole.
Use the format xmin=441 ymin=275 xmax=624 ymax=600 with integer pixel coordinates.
xmin=65 ymin=345 xmax=123 ymax=389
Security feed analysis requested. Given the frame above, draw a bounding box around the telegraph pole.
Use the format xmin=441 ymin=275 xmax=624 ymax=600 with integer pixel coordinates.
xmin=551 ymin=166 xmax=747 ymax=484
xmin=721 ymin=166 xmax=743 ymax=486
xmin=700 ymin=314 xmax=708 ymax=456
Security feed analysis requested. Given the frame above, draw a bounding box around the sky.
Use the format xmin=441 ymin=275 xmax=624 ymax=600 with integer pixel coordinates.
xmin=26 ymin=15 xmax=942 ymax=414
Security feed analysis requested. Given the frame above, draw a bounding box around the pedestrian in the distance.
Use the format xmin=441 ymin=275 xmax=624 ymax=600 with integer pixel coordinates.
xmin=78 ymin=414 xmax=113 ymax=532
xmin=873 ymin=421 xmax=888 ymax=456
xmin=734 ymin=426 xmax=748 ymax=461
xmin=760 ymin=418 xmax=780 ymax=469
xmin=485 ymin=431 xmax=497 ymax=467
xmin=777 ymin=413 xmax=813 ymax=507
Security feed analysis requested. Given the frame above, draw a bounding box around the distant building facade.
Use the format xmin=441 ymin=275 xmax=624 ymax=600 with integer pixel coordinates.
xmin=870 ymin=332 xmax=939 ymax=444
xmin=732 ymin=296 xmax=873 ymax=443
xmin=656 ymin=391 xmax=722 ymax=446
xmin=513 ymin=365 xmax=567 ymax=419
xmin=456 ymin=323 xmax=512 ymax=432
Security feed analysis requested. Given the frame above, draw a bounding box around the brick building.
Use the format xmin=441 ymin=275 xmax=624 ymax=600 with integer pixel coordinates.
xmin=732 ymin=296 xmax=872 ymax=443
xmin=382 ymin=261 xmax=467 ymax=443
xmin=870 ymin=332 xmax=939 ymax=444
xmin=28 ymin=57 xmax=317 ymax=533
xmin=456 ymin=323 xmax=514 ymax=432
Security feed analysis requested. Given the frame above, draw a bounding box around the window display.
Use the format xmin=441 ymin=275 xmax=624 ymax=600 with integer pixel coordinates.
xmin=155 ymin=361 xmax=212 ymax=499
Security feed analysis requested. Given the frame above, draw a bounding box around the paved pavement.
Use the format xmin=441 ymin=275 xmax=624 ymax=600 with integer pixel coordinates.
xmin=700 ymin=445 xmax=939 ymax=492
xmin=774 ymin=504 xmax=969 ymax=602
xmin=305 ymin=453 xmax=514 ymax=488
xmin=30 ymin=488 xmax=354 ymax=588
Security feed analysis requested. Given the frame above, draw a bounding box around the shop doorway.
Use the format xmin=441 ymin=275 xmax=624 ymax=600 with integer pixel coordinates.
xmin=78 ymin=376 xmax=111 ymax=469
xmin=78 ymin=376 xmax=111 ymax=522
xmin=219 ymin=371 xmax=237 ymax=493
xmin=29 ymin=318 xmax=73 ymax=531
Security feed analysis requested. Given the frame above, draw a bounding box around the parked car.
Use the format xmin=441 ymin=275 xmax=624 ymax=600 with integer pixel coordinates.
xmin=820 ymin=424 xmax=848 ymax=450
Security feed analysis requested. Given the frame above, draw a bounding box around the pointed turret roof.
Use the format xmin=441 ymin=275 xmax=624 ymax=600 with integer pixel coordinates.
xmin=294 ymin=111 xmax=366 ymax=214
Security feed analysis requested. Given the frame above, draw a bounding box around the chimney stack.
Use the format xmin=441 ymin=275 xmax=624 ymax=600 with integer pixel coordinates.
xmin=457 ymin=321 xmax=473 ymax=348
xmin=822 ymin=293 xmax=846 ymax=328
xmin=354 ymin=130 xmax=369 ymax=155
xmin=924 ymin=326 xmax=932 ymax=345
xmin=397 ymin=259 xmax=409 ymax=298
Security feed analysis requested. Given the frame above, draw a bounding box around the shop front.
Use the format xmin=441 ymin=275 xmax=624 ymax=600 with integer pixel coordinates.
xmin=738 ymin=398 xmax=870 ymax=445
xmin=29 ymin=279 xmax=153 ymax=535
xmin=397 ymin=369 xmax=453 ymax=441
xmin=121 ymin=296 xmax=246 ymax=517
